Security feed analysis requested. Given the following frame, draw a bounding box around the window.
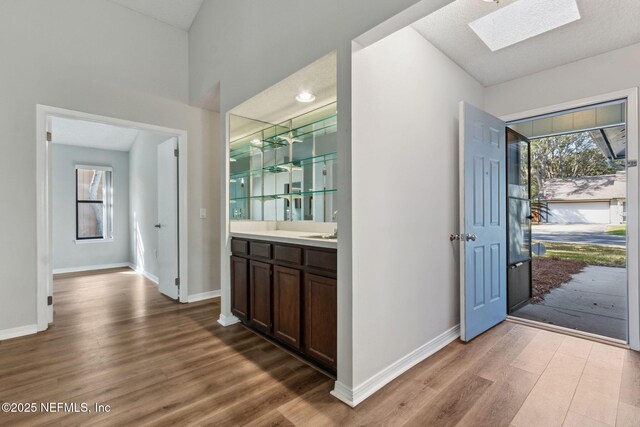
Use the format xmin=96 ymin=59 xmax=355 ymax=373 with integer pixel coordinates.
xmin=76 ymin=165 xmax=113 ymax=240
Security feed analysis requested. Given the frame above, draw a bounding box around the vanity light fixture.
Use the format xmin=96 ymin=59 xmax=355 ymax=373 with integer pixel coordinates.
xmin=469 ymin=0 xmax=581 ymax=51
xmin=295 ymin=91 xmax=316 ymax=103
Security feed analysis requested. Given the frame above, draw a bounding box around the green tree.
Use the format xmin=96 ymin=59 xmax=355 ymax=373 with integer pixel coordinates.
xmin=530 ymin=132 xmax=622 ymax=198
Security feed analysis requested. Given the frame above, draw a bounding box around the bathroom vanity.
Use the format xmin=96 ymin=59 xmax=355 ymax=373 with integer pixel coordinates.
xmin=230 ymin=234 xmax=337 ymax=373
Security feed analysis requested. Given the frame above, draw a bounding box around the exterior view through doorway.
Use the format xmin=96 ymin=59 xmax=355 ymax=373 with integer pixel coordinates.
xmin=458 ymin=90 xmax=638 ymax=351
xmin=506 ymin=99 xmax=629 ymax=342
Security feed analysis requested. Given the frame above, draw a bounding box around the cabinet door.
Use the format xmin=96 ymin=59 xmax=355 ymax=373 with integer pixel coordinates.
xmin=305 ymin=273 xmax=337 ymax=370
xmin=230 ymin=256 xmax=249 ymax=321
xmin=250 ymin=260 xmax=272 ymax=334
xmin=273 ymin=265 xmax=302 ymax=349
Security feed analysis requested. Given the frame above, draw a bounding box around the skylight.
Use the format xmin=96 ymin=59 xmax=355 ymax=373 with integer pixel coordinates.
xmin=469 ymin=0 xmax=581 ymax=52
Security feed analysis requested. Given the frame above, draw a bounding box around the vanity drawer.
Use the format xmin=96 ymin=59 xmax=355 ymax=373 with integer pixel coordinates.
xmin=274 ymin=245 xmax=303 ymax=266
xmin=249 ymin=241 xmax=272 ymax=260
xmin=305 ymin=248 xmax=337 ymax=273
xmin=231 ymin=239 xmax=248 ymax=256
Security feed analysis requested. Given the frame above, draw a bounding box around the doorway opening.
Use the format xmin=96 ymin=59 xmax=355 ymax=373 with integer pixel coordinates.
xmin=36 ymin=105 xmax=189 ymax=331
xmin=506 ymin=99 xmax=629 ymax=342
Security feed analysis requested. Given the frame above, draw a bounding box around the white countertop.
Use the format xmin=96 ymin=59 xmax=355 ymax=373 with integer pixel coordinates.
xmin=230 ymin=229 xmax=337 ymax=249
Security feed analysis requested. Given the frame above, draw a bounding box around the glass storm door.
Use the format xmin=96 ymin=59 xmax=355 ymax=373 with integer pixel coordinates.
xmin=506 ymin=129 xmax=532 ymax=313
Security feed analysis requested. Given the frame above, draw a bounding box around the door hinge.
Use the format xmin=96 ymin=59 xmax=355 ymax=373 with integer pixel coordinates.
xmin=174 ymin=148 xmax=179 ymax=158
xmin=46 ymin=131 xmax=52 ymax=142
xmin=175 ymin=278 xmax=180 ymax=287
xmin=47 ymin=296 xmax=53 ymax=306
xmin=627 ymin=160 xmax=637 ymax=168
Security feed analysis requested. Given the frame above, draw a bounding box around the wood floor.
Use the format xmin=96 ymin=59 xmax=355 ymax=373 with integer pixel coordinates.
xmin=0 ymin=268 xmax=638 ymax=426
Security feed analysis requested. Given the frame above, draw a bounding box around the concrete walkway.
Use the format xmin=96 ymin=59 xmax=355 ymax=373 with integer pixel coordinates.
xmin=513 ymin=265 xmax=627 ymax=340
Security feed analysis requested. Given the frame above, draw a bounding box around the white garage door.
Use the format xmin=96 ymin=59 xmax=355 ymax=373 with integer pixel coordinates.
xmin=547 ymin=202 xmax=610 ymax=224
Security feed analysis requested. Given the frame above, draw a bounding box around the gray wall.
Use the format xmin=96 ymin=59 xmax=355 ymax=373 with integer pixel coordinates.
xmin=129 ymin=132 xmax=173 ymax=279
xmin=52 ymin=144 xmax=130 ymax=270
xmin=0 ymin=0 xmax=217 ymax=332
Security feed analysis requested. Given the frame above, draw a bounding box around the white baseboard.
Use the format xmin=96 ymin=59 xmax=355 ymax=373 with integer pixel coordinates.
xmin=53 ymin=262 xmax=131 ymax=274
xmin=129 ymin=263 xmax=159 ymax=284
xmin=143 ymin=271 xmax=159 ymax=284
xmin=331 ymin=323 xmax=460 ymax=407
xmin=188 ymin=290 xmax=221 ymax=303
xmin=218 ymin=313 xmax=241 ymax=327
xmin=0 ymin=324 xmax=38 ymax=341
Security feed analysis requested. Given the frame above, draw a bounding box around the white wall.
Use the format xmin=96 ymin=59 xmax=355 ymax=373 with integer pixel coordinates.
xmin=189 ymin=0 xmax=454 ymax=394
xmin=129 ymin=132 xmax=173 ymax=279
xmin=351 ymin=27 xmax=484 ymax=393
xmin=52 ymin=144 xmax=130 ymax=270
xmin=484 ymin=42 xmax=640 ymax=118
xmin=0 ymin=0 xmax=218 ymax=333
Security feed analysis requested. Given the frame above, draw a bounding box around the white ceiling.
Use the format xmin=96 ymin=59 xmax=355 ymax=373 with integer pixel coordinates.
xmin=108 ymin=0 xmax=204 ymax=31
xmin=412 ymin=0 xmax=640 ymax=86
xmin=230 ymin=51 xmax=337 ymax=139
xmin=51 ymin=117 xmax=139 ymax=152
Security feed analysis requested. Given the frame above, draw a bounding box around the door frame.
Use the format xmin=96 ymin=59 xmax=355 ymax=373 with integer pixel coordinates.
xmin=36 ymin=104 xmax=190 ymax=332
xmin=498 ymin=87 xmax=639 ymax=350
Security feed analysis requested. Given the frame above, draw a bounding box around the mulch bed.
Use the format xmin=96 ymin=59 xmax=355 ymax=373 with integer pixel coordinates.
xmin=531 ymin=257 xmax=587 ymax=303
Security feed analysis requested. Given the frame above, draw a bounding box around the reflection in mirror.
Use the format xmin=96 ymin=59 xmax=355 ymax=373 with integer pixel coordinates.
xmin=228 ymin=102 xmax=337 ymax=223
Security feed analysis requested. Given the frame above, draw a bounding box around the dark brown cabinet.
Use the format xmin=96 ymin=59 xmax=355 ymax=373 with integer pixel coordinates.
xmin=230 ymin=238 xmax=337 ymax=373
xmin=230 ymin=256 xmax=248 ymax=321
xmin=249 ymin=260 xmax=272 ymax=334
xmin=305 ymin=273 xmax=337 ymax=370
xmin=273 ymin=265 xmax=302 ymax=349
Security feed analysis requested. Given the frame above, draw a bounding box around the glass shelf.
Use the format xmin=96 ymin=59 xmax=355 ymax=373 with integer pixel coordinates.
xmin=229 ymin=102 xmax=337 ymax=222
xmin=230 ymin=152 xmax=337 ymax=179
xmin=263 ymin=114 xmax=337 ymax=145
xmin=230 ymin=189 xmax=337 ymax=202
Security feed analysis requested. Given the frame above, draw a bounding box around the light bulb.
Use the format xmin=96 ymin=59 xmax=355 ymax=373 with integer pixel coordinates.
xmin=295 ymin=91 xmax=316 ymax=103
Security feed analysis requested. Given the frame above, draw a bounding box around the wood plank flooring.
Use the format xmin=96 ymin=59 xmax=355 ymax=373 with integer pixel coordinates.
xmin=0 ymin=268 xmax=638 ymax=426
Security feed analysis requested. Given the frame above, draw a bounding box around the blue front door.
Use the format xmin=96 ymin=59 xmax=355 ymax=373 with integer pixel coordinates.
xmin=459 ymin=102 xmax=507 ymax=342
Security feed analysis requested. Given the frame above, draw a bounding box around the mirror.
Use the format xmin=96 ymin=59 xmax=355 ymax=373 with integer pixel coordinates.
xmin=228 ymin=102 xmax=337 ymax=222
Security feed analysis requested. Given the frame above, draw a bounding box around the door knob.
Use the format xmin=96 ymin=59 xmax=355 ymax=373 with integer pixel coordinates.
xmin=465 ymin=234 xmax=477 ymax=241
xmin=449 ymin=234 xmax=461 ymax=241
xmin=155 ymin=224 xmax=162 ymax=229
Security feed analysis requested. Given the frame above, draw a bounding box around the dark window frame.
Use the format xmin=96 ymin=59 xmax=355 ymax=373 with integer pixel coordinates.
xmin=75 ymin=167 xmax=113 ymax=241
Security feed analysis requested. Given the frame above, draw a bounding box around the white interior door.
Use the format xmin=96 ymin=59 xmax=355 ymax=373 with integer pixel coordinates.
xmin=459 ymin=102 xmax=507 ymax=342
xmin=157 ymin=138 xmax=179 ymax=300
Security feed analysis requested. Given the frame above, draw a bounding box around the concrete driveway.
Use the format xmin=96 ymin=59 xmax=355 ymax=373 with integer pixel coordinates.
xmin=532 ymin=223 xmax=626 ymax=247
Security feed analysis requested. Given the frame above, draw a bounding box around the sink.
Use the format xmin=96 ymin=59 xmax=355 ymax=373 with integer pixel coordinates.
xmin=304 ymin=234 xmax=337 ymax=240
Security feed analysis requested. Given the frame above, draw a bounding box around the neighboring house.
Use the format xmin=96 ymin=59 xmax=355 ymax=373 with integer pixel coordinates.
xmin=541 ymin=171 xmax=626 ymax=224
